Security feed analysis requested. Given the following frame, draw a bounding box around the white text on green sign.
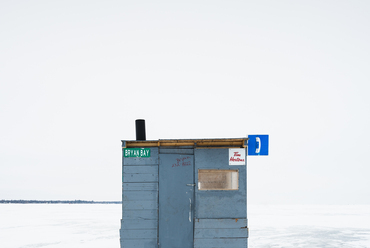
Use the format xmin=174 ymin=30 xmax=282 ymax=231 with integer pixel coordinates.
xmin=124 ymin=148 xmax=151 ymax=157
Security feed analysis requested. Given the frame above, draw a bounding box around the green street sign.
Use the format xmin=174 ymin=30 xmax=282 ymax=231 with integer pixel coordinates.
xmin=124 ymin=148 xmax=151 ymax=158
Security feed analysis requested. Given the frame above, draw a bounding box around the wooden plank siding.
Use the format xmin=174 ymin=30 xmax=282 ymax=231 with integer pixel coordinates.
xmin=194 ymin=238 xmax=248 ymax=248
xmin=120 ymin=143 xmax=250 ymax=248
xmin=120 ymin=148 xmax=159 ymax=248
xmin=122 ymin=209 xmax=158 ymax=220
xmin=194 ymin=218 xmax=248 ymax=248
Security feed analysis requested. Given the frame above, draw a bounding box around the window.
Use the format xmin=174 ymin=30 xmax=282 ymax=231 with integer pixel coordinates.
xmin=198 ymin=169 xmax=239 ymax=190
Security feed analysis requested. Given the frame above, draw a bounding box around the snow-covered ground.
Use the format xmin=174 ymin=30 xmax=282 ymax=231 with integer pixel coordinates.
xmin=0 ymin=204 xmax=121 ymax=248
xmin=248 ymin=205 xmax=370 ymax=248
xmin=0 ymin=204 xmax=369 ymax=247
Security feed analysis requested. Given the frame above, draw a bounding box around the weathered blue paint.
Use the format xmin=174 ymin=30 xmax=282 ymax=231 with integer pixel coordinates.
xmin=121 ymin=238 xmax=158 ymax=248
xmin=194 ymin=218 xmax=248 ymax=246
xmin=120 ymin=140 xmax=248 ymax=248
xmin=121 ymin=146 xmax=159 ymax=248
xmin=194 ymin=148 xmax=247 ymax=219
xmin=194 ymin=238 xmax=248 ymax=248
xmin=123 ymin=165 xmax=158 ymax=174
xmin=121 ymin=229 xmax=157 ymax=239
xmin=122 ymin=209 xmax=157 ymax=220
xmin=122 ymin=182 xmax=158 ymax=191
xmin=194 ymin=218 xmax=248 ymax=228
xmin=158 ymin=153 xmax=194 ymax=248
xmin=121 ymin=219 xmax=157 ymax=229
xmin=123 ymin=191 xmax=158 ymax=201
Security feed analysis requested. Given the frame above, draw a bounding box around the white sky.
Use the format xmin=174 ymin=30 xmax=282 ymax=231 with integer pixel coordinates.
xmin=1 ymin=0 xmax=369 ymax=204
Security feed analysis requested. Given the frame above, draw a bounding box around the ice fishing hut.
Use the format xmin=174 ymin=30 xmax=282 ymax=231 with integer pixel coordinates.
xmin=120 ymin=120 xmax=249 ymax=248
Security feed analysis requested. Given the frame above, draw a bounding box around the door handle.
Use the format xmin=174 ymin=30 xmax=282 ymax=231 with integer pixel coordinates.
xmin=189 ymin=198 xmax=192 ymax=222
xmin=186 ymin=184 xmax=196 ymax=186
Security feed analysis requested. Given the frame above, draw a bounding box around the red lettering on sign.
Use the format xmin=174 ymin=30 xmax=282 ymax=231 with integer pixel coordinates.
xmin=233 ymin=152 xmax=241 ymax=157
xmin=229 ymin=157 xmax=245 ymax=162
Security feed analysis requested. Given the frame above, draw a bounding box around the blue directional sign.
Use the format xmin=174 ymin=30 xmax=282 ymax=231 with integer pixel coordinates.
xmin=248 ymin=135 xmax=269 ymax=156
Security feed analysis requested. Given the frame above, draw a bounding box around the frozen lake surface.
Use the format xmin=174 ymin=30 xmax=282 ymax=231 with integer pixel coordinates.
xmin=248 ymin=205 xmax=370 ymax=248
xmin=0 ymin=204 xmax=120 ymax=248
xmin=0 ymin=204 xmax=369 ymax=248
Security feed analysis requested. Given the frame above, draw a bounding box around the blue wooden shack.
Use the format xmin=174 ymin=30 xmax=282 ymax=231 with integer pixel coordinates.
xmin=120 ymin=138 xmax=249 ymax=248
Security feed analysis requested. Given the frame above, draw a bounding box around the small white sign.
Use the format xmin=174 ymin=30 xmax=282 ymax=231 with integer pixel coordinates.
xmin=229 ymin=148 xmax=246 ymax=165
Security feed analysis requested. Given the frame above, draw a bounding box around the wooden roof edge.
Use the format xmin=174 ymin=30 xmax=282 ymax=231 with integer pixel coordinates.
xmin=122 ymin=138 xmax=248 ymax=148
